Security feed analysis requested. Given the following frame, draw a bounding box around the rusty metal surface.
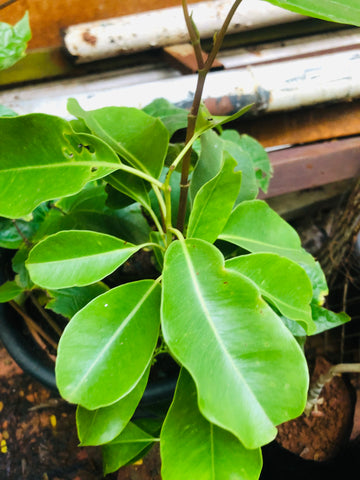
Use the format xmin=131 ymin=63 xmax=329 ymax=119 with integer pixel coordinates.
xmin=260 ymin=137 xmax=360 ymax=199
xmin=163 ymin=43 xmax=223 ymax=74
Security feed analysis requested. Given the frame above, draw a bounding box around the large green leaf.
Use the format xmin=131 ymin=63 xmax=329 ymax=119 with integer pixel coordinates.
xmin=187 ymin=156 xmax=241 ymax=243
xmin=46 ymin=283 xmax=109 ymax=319
xmin=0 ymin=114 xmax=121 ymax=219
xmin=226 ymin=253 xmax=315 ymax=334
xmin=102 ymin=422 xmax=157 ymax=475
xmin=0 ymin=12 xmax=31 ymax=71
xmin=77 ymin=367 xmax=150 ymax=446
xmin=161 ymin=239 xmax=308 ymax=449
xmin=264 ymin=0 xmax=360 ymax=26
xmin=56 ymin=280 xmax=161 ymax=408
xmin=161 ymin=369 xmax=262 ymax=480
xmin=219 ymin=200 xmax=314 ymax=265
xmin=26 ymin=230 xmax=145 ymax=289
xmin=67 ymin=98 xmax=168 ymax=179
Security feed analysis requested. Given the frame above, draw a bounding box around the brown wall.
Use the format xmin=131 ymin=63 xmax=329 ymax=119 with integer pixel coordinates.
xmin=0 ymin=0 xmax=203 ymax=49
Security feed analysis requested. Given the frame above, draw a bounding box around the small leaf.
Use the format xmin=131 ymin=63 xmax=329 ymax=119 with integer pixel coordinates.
xmin=102 ymin=422 xmax=157 ymax=475
xmin=226 ymin=253 xmax=315 ymax=334
xmin=47 ymin=283 xmax=109 ymax=318
xmin=0 ymin=105 xmax=18 ymax=117
xmin=0 ymin=12 xmax=31 ymax=71
xmin=67 ymin=98 xmax=168 ymax=180
xmin=0 ymin=114 xmax=121 ymax=219
xmin=26 ymin=230 xmax=145 ymax=289
xmin=161 ymin=238 xmax=308 ymax=449
xmin=301 ymin=261 xmax=329 ymax=305
xmin=161 ymin=369 xmax=262 ymax=480
xmin=219 ymin=200 xmax=314 ymax=265
xmin=106 ymin=170 xmax=151 ymax=209
xmin=56 ymin=280 xmax=161 ymax=408
xmin=310 ymin=304 xmax=350 ymax=335
xmin=0 ymin=281 xmax=23 ymax=303
xmin=77 ymin=367 xmax=150 ymax=446
xmin=187 ymin=156 xmax=241 ymax=243
xmin=143 ymin=98 xmax=188 ymax=137
xmin=264 ymin=0 xmax=360 ymax=26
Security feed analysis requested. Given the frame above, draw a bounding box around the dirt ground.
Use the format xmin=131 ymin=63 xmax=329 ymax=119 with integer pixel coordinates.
xmin=1 ymin=342 xmax=360 ymax=480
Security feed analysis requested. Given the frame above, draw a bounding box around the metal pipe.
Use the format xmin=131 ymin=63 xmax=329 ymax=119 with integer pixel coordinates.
xmin=63 ymin=0 xmax=304 ymax=63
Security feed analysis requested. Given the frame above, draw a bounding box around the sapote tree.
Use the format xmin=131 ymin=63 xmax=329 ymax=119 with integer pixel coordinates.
xmin=0 ymin=0 xmax=359 ymax=478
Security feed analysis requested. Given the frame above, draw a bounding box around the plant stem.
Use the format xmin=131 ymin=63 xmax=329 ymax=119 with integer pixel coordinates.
xmin=305 ymin=362 xmax=360 ymax=415
xmin=176 ymin=0 xmax=244 ymax=232
xmin=9 ymin=300 xmax=58 ymax=351
xmin=29 ymin=292 xmax=62 ymax=336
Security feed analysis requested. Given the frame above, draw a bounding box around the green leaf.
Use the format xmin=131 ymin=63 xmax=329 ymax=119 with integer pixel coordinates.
xmin=46 ymin=283 xmax=109 ymax=319
xmin=221 ymin=139 xmax=258 ymax=202
xmin=190 ymin=130 xmax=224 ymax=203
xmin=161 ymin=238 xmax=308 ymax=449
xmin=301 ymin=261 xmax=329 ymax=305
xmin=0 ymin=12 xmax=31 ymax=71
xmin=12 ymin=244 xmax=33 ymax=289
xmin=226 ymin=253 xmax=315 ymax=334
xmin=0 ymin=281 xmax=23 ymax=303
xmin=161 ymin=369 xmax=262 ymax=480
xmin=264 ymin=0 xmax=360 ymax=26
xmin=26 ymin=230 xmax=145 ymax=289
xmin=187 ymin=156 xmax=241 ymax=243
xmin=195 ymin=104 xmax=253 ymax=135
xmin=67 ymin=98 xmax=169 ymax=179
xmin=56 ymin=280 xmax=161 ymax=408
xmin=77 ymin=367 xmax=150 ymax=446
xmin=222 ymin=131 xmax=272 ymax=193
xmin=106 ymin=170 xmax=151 ymax=209
xmin=102 ymin=422 xmax=157 ymax=475
xmin=310 ymin=304 xmax=350 ymax=335
xmin=219 ymin=200 xmax=314 ymax=265
xmin=0 ymin=114 xmax=121 ymax=219
xmin=143 ymin=98 xmax=188 ymax=137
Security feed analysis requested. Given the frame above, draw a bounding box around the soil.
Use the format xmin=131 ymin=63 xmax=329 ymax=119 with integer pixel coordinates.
xmin=276 ymin=356 xmax=355 ymax=461
xmin=0 ymin=342 xmax=161 ymax=480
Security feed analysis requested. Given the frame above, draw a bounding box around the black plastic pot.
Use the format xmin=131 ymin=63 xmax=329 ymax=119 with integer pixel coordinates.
xmin=0 ymin=248 xmax=178 ymax=408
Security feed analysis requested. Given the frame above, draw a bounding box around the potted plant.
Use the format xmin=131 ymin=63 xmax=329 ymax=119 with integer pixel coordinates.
xmin=0 ymin=1 xmax=359 ymax=478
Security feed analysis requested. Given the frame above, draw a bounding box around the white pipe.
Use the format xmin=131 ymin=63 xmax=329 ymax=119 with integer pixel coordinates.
xmin=63 ymin=0 xmax=304 ymax=63
xmin=1 ymin=47 xmax=360 ymax=118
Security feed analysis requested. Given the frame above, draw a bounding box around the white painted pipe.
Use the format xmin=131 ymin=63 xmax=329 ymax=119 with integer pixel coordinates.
xmin=63 ymin=0 xmax=304 ymax=63
xmin=2 ymin=47 xmax=360 ymax=119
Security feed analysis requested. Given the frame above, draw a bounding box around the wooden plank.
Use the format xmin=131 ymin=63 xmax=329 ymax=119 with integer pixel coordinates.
xmin=260 ymin=137 xmax=360 ymax=199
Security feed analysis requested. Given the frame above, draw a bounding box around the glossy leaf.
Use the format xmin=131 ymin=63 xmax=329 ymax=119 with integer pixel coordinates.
xmin=47 ymin=283 xmax=109 ymax=318
xmin=106 ymin=170 xmax=151 ymax=209
xmin=222 ymin=131 xmax=272 ymax=193
xmin=56 ymin=280 xmax=161 ymax=408
xmin=222 ymin=139 xmax=258 ymax=202
xmin=161 ymin=369 xmax=262 ymax=480
xmin=0 ymin=115 xmax=121 ymax=218
xmin=310 ymin=304 xmax=350 ymax=335
xmin=264 ymin=0 xmax=360 ymax=26
xmin=0 ymin=12 xmax=31 ymax=71
xmin=187 ymin=156 xmax=241 ymax=243
xmin=26 ymin=230 xmax=144 ymax=289
xmin=226 ymin=253 xmax=315 ymax=334
xmin=77 ymin=367 xmax=150 ymax=446
xmin=190 ymin=130 xmax=223 ymax=203
xmin=161 ymin=238 xmax=308 ymax=449
xmin=143 ymin=98 xmax=188 ymax=137
xmin=102 ymin=422 xmax=157 ymax=475
xmin=67 ymin=98 xmax=168 ymax=179
xmin=301 ymin=261 xmax=328 ymax=305
xmin=219 ymin=200 xmax=314 ymax=265
xmin=0 ymin=281 xmax=23 ymax=303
